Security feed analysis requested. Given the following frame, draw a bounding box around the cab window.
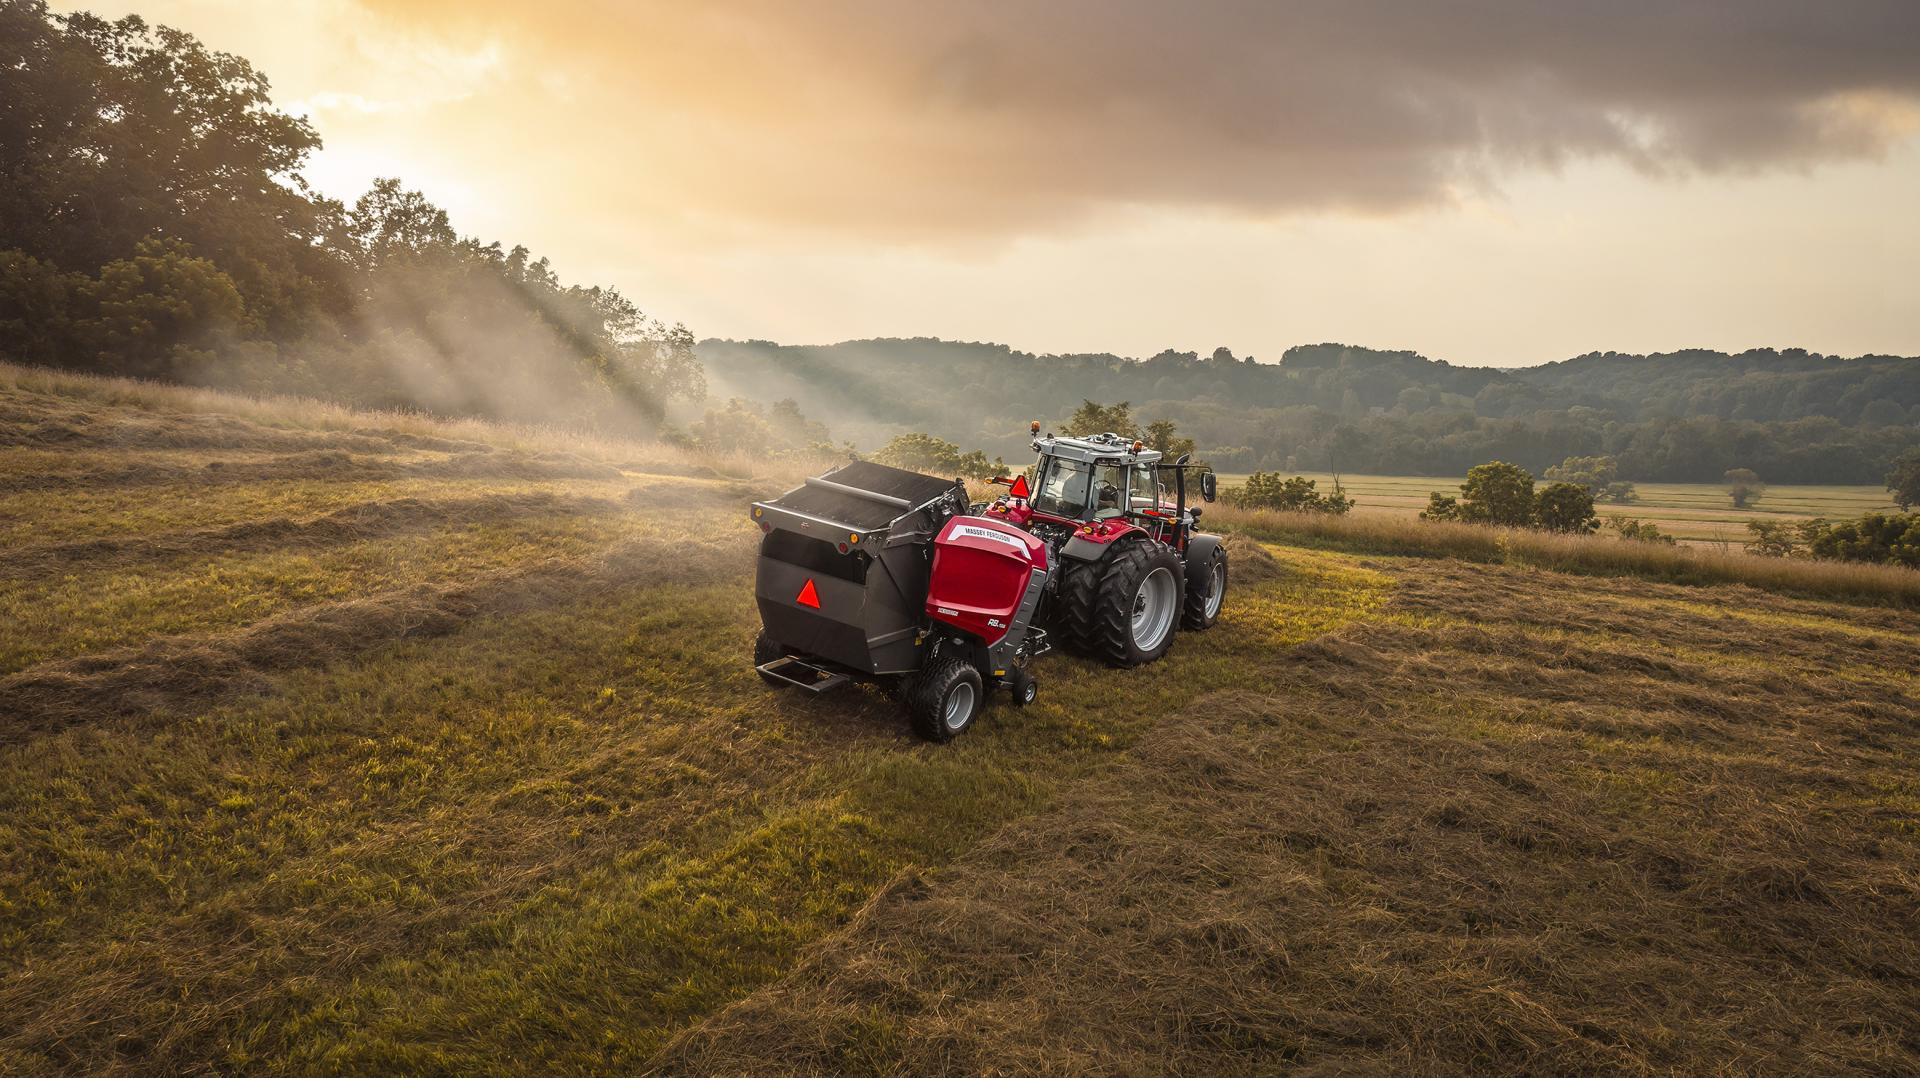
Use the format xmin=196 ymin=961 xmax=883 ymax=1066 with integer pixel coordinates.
xmin=1091 ymin=463 xmax=1128 ymax=519
xmin=1032 ymin=458 xmax=1093 ymax=517
xmin=1130 ymin=462 xmax=1162 ymax=510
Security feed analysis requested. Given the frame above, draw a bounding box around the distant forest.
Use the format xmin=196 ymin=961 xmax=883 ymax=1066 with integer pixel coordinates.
xmin=698 ymin=339 xmax=1920 ymax=483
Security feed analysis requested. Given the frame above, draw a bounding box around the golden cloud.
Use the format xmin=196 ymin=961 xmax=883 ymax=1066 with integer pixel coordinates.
xmin=347 ymin=1 xmax=1920 ymax=241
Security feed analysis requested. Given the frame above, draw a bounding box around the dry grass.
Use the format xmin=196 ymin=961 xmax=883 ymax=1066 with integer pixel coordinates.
xmin=657 ymin=559 xmax=1920 ymax=1075
xmin=0 ymin=359 xmax=813 ymax=479
xmin=1209 ymin=503 xmax=1920 ymax=607
xmin=3 ymin=368 xmax=1917 ymax=1074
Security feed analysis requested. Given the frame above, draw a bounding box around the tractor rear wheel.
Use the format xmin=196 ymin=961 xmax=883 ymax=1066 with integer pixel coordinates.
xmin=1061 ymin=538 xmax=1183 ymax=667
xmin=1182 ymin=544 xmax=1228 ymax=631
xmin=907 ymin=658 xmax=984 ymax=742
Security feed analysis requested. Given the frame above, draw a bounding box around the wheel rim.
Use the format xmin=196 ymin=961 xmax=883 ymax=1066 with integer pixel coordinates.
xmin=1131 ymin=566 xmax=1177 ymax=651
xmin=1204 ymin=561 xmax=1226 ymax=618
xmin=944 ymin=681 xmax=976 ymax=731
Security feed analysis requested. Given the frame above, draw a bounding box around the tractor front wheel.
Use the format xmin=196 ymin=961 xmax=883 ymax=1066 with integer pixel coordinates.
xmin=1061 ymin=538 xmax=1183 ymax=667
xmin=907 ymin=658 xmax=984 ymax=742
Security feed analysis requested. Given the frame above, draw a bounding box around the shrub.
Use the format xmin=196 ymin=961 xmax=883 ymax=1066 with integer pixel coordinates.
xmin=1608 ymin=516 xmax=1677 ymax=545
xmin=1602 ymin=481 xmax=1639 ymax=504
xmin=1800 ymin=513 xmax=1920 ymax=568
xmin=1231 ymin=473 xmax=1352 ymax=514
xmin=871 ymin=432 xmax=1004 ymax=479
xmin=1534 ymin=482 xmax=1599 ymax=534
xmin=1745 ymin=520 xmax=1800 ymax=558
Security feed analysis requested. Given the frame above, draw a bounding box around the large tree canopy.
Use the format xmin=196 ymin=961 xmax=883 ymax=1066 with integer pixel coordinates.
xmin=0 ymin=0 xmax=700 ymax=430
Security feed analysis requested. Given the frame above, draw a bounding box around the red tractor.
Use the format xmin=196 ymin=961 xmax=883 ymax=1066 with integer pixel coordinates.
xmin=750 ymin=423 xmax=1224 ymax=741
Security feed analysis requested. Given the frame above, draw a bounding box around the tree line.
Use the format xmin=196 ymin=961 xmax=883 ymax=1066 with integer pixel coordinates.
xmin=696 ymin=339 xmax=1920 ymax=484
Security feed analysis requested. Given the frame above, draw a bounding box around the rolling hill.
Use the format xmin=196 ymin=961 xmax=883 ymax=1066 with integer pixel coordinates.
xmin=695 ymin=338 xmax=1920 ymax=482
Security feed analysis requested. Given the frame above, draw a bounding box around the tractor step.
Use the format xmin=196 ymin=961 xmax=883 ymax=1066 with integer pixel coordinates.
xmin=755 ymin=655 xmax=851 ymax=694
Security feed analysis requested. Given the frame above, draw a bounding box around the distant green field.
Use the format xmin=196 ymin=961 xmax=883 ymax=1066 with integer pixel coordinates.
xmin=1215 ymin=472 xmax=1900 ymax=545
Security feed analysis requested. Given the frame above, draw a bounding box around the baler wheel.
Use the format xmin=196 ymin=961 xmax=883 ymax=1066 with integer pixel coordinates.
xmin=753 ymin=631 xmax=788 ymax=687
xmin=907 ymin=658 xmax=984 ymax=742
xmin=1007 ymin=666 xmax=1037 ymax=707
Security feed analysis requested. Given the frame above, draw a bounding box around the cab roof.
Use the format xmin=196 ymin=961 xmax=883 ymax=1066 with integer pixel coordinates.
xmin=1032 ymin=431 xmax=1163 ymax=466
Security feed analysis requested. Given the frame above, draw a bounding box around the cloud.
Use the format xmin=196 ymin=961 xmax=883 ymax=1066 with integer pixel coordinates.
xmin=346 ymin=0 xmax=1920 ymax=242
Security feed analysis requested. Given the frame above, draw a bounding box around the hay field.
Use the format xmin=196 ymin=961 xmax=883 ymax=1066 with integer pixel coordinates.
xmin=1219 ymin=471 xmax=1900 ymax=547
xmin=3 ymin=365 xmax=1917 ymax=1073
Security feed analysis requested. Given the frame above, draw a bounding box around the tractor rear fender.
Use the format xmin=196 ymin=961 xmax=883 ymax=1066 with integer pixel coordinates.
xmin=1059 ymin=519 xmax=1147 ymax=564
xmin=1183 ymin=533 xmax=1223 ymax=597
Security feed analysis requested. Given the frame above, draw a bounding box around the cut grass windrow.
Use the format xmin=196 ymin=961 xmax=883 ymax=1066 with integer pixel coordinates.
xmin=0 ymin=492 xmax=627 ymax=580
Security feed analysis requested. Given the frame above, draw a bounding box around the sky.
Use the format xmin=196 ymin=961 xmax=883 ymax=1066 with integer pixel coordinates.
xmin=61 ymin=0 xmax=1920 ymax=367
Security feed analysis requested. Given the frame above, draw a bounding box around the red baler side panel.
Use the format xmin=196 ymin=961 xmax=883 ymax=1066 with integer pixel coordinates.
xmin=926 ymin=517 xmax=1044 ymax=645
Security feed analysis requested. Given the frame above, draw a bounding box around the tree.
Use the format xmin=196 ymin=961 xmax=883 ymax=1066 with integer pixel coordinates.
xmin=1456 ymin=461 xmax=1536 ymax=526
xmin=1061 ymin=400 xmax=1139 ymax=439
xmin=1887 ymin=448 xmax=1920 ymax=511
xmin=1601 ymin=481 xmax=1639 ymax=504
xmin=1725 ymin=468 xmax=1765 ymax=509
xmin=1543 ymin=454 xmax=1617 ymax=495
xmin=79 ymin=239 xmax=249 ymax=380
xmin=1144 ymin=418 xmax=1196 ymax=460
xmin=1533 ymin=482 xmax=1600 ymax=533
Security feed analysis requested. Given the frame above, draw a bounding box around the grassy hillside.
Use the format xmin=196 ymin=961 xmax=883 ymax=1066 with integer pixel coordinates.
xmin=3 ymin=364 xmax=1917 ymax=1073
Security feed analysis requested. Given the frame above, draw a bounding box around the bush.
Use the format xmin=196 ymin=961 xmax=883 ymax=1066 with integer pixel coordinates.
xmin=1534 ymin=482 xmax=1600 ymax=534
xmin=1420 ymin=492 xmax=1461 ymax=522
xmin=1608 ymin=516 xmax=1677 ymax=545
xmin=1230 ymin=472 xmax=1352 ymax=514
xmin=1800 ymin=513 xmax=1920 ymax=568
xmin=871 ymin=432 xmax=1004 ymax=479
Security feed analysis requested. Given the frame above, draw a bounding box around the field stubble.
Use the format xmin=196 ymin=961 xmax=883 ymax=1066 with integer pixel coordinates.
xmin=2 ymin=367 xmax=1916 ymax=1073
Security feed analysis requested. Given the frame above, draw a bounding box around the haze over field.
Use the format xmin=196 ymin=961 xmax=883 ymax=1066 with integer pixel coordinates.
xmin=62 ymin=0 xmax=1920 ymax=367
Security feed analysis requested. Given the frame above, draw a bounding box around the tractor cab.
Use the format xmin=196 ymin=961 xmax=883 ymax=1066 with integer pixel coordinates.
xmin=1016 ymin=430 xmax=1216 ymax=527
xmin=1027 ymin=433 xmax=1160 ymax=523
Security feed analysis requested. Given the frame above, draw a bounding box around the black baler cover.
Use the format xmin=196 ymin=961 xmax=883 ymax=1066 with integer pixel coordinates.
xmin=764 ymin=460 xmax=961 ymax=532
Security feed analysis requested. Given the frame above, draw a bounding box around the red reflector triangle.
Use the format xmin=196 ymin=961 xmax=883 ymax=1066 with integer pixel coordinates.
xmin=795 ymin=578 xmax=821 ymax=608
xmin=1009 ymin=474 xmax=1031 ymax=498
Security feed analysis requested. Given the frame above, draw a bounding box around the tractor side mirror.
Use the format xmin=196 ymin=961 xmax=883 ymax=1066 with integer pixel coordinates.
xmin=1200 ymin=471 xmax=1217 ymax=503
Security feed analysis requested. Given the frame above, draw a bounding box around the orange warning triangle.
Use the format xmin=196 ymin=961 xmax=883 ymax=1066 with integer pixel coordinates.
xmin=796 ymin=578 xmax=821 ymax=608
xmin=1009 ymin=474 xmax=1031 ymax=498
